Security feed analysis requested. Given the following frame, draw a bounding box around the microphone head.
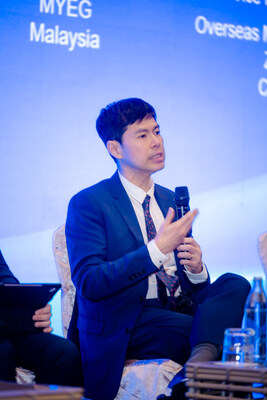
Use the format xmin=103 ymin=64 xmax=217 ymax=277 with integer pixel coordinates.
xmin=175 ymin=186 xmax=190 ymax=207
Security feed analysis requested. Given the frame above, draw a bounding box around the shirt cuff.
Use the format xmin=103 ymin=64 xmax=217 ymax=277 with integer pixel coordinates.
xmin=147 ymin=240 xmax=168 ymax=269
xmin=184 ymin=262 xmax=208 ymax=283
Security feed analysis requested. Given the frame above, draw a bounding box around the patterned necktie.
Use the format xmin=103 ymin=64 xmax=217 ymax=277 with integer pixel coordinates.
xmin=142 ymin=195 xmax=179 ymax=307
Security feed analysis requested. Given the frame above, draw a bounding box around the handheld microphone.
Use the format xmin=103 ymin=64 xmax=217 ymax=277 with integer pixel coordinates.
xmin=175 ymin=186 xmax=192 ymax=237
xmin=173 ymin=186 xmax=194 ymax=312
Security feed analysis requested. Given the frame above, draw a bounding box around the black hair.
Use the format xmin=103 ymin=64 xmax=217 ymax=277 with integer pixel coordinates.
xmin=96 ymin=98 xmax=157 ymax=146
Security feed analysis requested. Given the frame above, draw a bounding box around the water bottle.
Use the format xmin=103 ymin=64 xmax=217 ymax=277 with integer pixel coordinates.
xmin=242 ymin=277 xmax=267 ymax=363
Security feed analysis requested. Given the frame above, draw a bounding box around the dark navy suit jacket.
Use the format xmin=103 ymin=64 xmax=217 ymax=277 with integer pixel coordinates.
xmin=66 ymin=172 xmax=209 ymax=400
xmin=0 ymin=250 xmax=20 ymax=333
xmin=0 ymin=251 xmax=19 ymax=284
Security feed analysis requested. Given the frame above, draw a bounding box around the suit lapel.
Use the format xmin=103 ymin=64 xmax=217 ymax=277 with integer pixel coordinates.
xmin=154 ymin=184 xmax=176 ymax=219
xmin=108 ymin=175 xmax=178 ymax=246
xmin=108 ymin=172 xmax=144 ymax=247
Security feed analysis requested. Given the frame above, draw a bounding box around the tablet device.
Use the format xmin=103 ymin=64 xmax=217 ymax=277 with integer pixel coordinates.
xmin=0 ymin=283 xmax=61 ymax=333
xmin=0 ymin=283 xmax=61 ymax=309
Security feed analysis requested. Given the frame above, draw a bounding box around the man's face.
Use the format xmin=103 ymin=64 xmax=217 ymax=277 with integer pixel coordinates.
xmin=116 ymin=116 xmax=165 ymax=182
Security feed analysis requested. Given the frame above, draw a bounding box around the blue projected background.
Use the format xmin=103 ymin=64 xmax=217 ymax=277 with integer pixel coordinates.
xmin=0 ymin=0 xmax=266 ymax=336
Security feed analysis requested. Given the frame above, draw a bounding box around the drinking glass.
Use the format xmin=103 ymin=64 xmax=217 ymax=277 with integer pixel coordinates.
xmin=222 ymin=328 xmax=255 ymax=363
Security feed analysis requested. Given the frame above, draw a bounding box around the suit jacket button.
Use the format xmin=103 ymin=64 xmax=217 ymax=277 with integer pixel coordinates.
xmin=138 ymin=296 xmax=144 ymax=303
xmin=125 ymin=327 xmax=130 ymax=335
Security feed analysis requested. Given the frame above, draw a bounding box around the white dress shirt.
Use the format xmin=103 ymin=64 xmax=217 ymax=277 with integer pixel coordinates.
xmin=118 ymin=172 xmax=208 ymax=299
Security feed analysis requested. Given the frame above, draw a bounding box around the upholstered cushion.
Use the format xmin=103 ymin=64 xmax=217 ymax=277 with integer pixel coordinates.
xmin=115 ymin=359 xmax=182 ymax=399
xmin=16 ymin=367 xmax=35 ymax=384
xmin=258 ymin=232 xmax=267 ymax=275
xmin=52 ymin=225 xmax=75 ymax=338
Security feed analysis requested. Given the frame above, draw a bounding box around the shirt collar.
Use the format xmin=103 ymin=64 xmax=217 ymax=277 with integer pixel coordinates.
xmin=118 ymin=171 xmax=155 ymax=204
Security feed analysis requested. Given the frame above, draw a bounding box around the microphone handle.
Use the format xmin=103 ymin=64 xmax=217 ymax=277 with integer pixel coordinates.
xmin=176 ymin=205 xmax=192 ymax=237
xmin=176 ymin=204 xmax=190 ymax=220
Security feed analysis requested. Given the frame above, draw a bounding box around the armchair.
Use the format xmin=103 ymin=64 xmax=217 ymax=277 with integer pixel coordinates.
xmin=52 ymin=225 xmax=182 ymax=400
xmin=258 ymin=231 xmax=267 ymax=276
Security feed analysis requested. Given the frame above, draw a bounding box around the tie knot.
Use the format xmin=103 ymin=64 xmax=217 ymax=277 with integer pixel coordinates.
xmin=142 ymin=194 xmax=151 ymax=211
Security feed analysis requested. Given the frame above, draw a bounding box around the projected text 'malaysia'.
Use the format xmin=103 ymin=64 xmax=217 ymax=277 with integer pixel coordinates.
xmin=30 ymin=22 xmax=99 ymax=51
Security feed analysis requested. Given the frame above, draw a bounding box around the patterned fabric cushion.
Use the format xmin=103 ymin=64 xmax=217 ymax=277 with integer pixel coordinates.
xmin=16 ymin=367 xmax=35 ymax=384
xmin=258 ymin=232 xmax=267 ymax=276
xmin=115 ymin=359 xmax=181 ymax=400
xmin=52 ymin=225 xmax=75 ymax=338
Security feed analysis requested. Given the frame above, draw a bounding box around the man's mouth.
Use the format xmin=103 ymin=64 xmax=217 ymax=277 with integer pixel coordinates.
xmin=150 ymin=152 xmax=164 ymax=160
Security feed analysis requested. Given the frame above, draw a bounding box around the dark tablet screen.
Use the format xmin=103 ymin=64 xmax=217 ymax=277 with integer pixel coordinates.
xmin=0 ymin=283 xmax=61 ymax=332
xmin=0 ymin=283 xmax=61 ymax=309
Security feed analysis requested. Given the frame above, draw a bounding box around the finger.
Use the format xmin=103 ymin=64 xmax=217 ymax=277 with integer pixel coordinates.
xmin=177 ymin=251 xmax=192 ymax=260
xmin=182 ymin=238 xmax=201 ymax=252
xmin=34 ymin=320 xmax=53 ymax=333
xmin=180 ymin=209 xmax=198 ymax=231
xmin=179 ymin=258 xmax=193 ymax=266
xmin=35 ymin=321 xmax=50 ymax=328
xmin=163 ymin=207 xmax=175 ymax=225
xmin=179 ymin=258 xmax=202 ymax=272
xmin=43 ymin=327 xmax=53 ymax=333
xmin=34 ymin=304 xmax=51 ymax=315
xmin=177 ymin=244 xmax=193 ymax=252
xmin=191 ymin=208 xmax=199 ymax=219
xmin=34 ymin=320 xmax=51 ymax=328
xmin=32 ymin=312 xmax=51 ymax=321
xmin=181 ymin=237 xmax=194 ymax=245
xmin=182 ymin=208 xmax=198 ymax=221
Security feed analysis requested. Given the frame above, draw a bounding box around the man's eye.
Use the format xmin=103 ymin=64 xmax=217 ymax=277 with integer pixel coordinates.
xmin=155 ymin=131 xmax=160 ymax=135
xmin=139 ymin=134 xmax=147 ymax=138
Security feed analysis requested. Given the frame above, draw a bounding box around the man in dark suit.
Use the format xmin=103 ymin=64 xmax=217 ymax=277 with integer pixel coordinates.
xmin=66 ymin=98 xmax=251 ymax=400
xmin=0 ymin=249 xmax=83 ymax=387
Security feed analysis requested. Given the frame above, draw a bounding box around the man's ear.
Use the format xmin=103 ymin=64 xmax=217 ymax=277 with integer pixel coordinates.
xmin=107 ymin=140 xmax=123 ymax=160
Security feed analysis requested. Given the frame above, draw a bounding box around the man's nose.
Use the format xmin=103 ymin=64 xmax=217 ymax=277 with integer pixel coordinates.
xmin=151 ymin=134 xmax=161 ymax=147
